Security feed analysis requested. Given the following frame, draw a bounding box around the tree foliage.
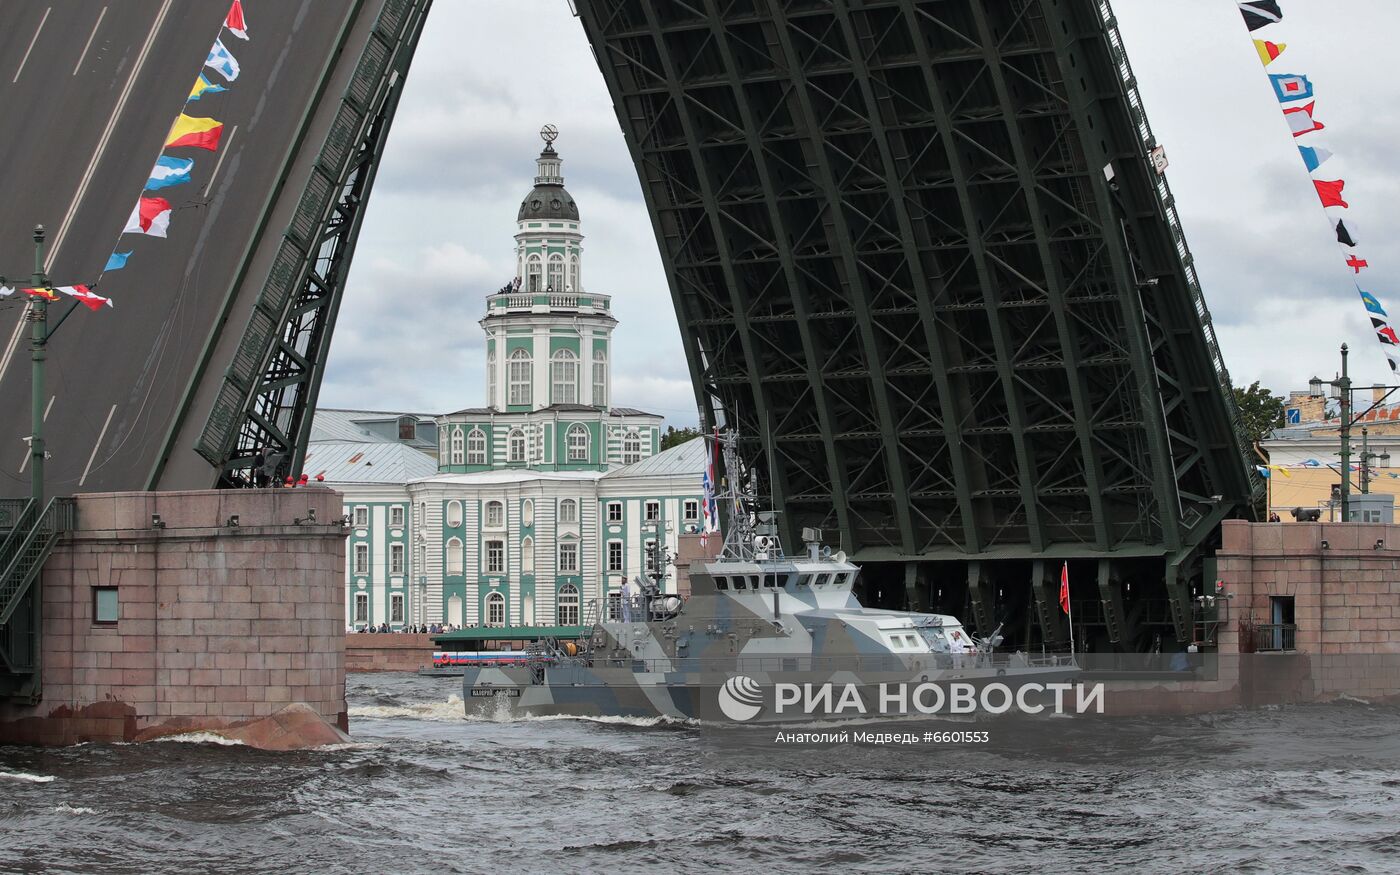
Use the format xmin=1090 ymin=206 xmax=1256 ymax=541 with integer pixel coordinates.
xmin=660 ymin=425 xmax=704 ymax=451
xmin=1233 ymin=381 xmax=1286 ymax=445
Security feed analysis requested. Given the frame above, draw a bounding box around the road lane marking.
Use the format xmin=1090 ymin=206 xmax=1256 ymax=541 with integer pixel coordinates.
xmin=0 ymin=0 xmax=173 ymax=384
xmin=202 ymin=124 xmax=237 ymax=196
xmin=79 ymin=404 xmax=118 ymax=486
xmin=12 ymin=7 xmax=51 ymax=83
xmin=73 ymin=6 xmax=109 ymax=76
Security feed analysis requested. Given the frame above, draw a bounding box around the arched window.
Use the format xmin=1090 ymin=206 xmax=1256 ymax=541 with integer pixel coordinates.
xmin=592 ymin=349 xmax=607 ymax=407
xmin=485 ymin=500 xmax=504 ymax=528
xmin=622 ymin=431 xmax=642 ymax=464
xmin=486 ymin=348 xmax=496 ymax=406
xmin=559 ymin=498 xmax=578 ymax=524
xmin=526 ymin=255 xmax=542 ymax=292
xmin=509 ymin=348 xmax=532 ymax=406
xmin=557 ymin=584 xmax=580 ymax=626
xmin=547 ymin=254 xmax=565 ymax=291
xmin=445 ymin=537 xmax=463 ymax=575
xmin=446 ymin=500 xmax=462 ymax=528
xmin=570 ymin=255 xmax=580 ymax=292
xmin=485 ymin=591 xmax=505 ymax=627
xmin=522 ymin=499 xmax=534 ymax=527
xmin=566 ymin=424 xmax=589 ymax=463
xmin=450 ymin=429 xmax=464 ymax=465
xmin=508 ymin=428 xmax=526 ymax=463
xmin=467 ymin=428 xmax=487 ymax=465
xmin=552 ymin=349 xmax=578 ymax=404
xmin=521 ymin=536 xmax=534 ymax=573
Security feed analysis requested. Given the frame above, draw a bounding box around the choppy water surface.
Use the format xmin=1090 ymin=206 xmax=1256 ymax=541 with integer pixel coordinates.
xmin=4 ymin=673 xmax=1400 ymax=873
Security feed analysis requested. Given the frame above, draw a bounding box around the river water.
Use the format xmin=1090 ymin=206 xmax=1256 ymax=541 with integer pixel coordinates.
xmin=3 ymin=673 xmax=1400 ymax=873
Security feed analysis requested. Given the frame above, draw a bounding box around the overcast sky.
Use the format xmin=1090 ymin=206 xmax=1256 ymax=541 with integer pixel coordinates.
xmin=319 ymin=0 xmax=1400 ymax=423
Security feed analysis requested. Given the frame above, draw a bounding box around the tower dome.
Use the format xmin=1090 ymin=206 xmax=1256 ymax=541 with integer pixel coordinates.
xmin=517 ymin=127 xmax=579 ymax=222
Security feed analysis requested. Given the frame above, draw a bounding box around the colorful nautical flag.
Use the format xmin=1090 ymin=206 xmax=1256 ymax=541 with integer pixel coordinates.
xmin=1361 ymin=290 xmax=1388 ymax=316
xmin=1058 ymin=563 xmax=1070 ymax=614
xmin=1348 ymin=255 xmax=1370 ymax=273
xmin=1254 ymin=39 xmax=1286 ymax=66
xmin=1256 ymin=465 xmax=1271 ymax=479
xmin=0 ymin=285 xmax=14 ymax=298
xmin=205 ymin=38 xmax=240 ymax=82
xmin=1283 ymin=101 xmax=1323 ymax=137
xmin=1238 ymin=1 xmax=1283 ymax=31
xmin=1333 ymin=216 xmax=1360 ymax=247
xmin=701 ymin=429 xmax=720 ymax=545
xmin=104 ymin=251 xmax=132 ymax=272
xmin=1298 ymin=144 xmax=1333 ymax=172
xmin=146 ymin=155 xmax=194 ymax=190
xmin=166 ymin=114 xmax=224 ymax=151
xmin=56 ymin=285 xmax=112 ymax=311
xmin=1269 ymin=73 xmax=1313 ymax=103
xmin=225 ymin=0 xmax=249 ymax=40
xmin=1270 ymin=465 xmax=1293 ymax=479
xmin=188 ymin=73 xmax=227 ymax=102
xmin=1375 ymin=321 xmax=1400 ymax=346
xmin=1314 ymin=179 xmax=1349 ymax=209
xmin=123 ymin=196 xmax=173 ymax=238
xmin=22 ymin=287 xmax=60 ymax=302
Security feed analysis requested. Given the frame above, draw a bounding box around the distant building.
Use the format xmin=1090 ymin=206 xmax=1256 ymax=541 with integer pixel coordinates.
xmin=313 ymin=129 xmax=704 ymax=631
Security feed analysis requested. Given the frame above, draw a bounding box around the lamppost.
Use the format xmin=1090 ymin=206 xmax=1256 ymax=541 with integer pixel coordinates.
xmin=1360 ymin=427 xmax=1390 ymax=494
xmin=1310 ymin=343 xmax=1400 ymax=521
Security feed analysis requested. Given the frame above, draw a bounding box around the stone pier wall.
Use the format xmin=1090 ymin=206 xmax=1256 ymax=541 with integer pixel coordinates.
xmin=0 ymin=488 xmax=348 ymax=746
xmin=345 ymin=634 xmax=435 ymax=672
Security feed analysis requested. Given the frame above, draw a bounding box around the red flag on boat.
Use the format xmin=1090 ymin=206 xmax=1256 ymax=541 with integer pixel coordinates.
xmin=1058 ymin=562 xmax=1070 ymax=614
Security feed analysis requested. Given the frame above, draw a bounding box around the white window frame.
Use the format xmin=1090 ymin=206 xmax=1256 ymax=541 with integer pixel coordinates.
xmin=593 ymin=349 xmax=607 ymax=407
xmin=509 ymin=348 xmax=532 ymax=406
xmin=559 ymin=498 xmax=578 ymax=525
xmin=607 ymin=502 xmax=623 ymax=523
xmin=607 ymin=540 xmax=623 ymax=572
xmin=486 ymin=539 xmax=505 ymax=574
xmin=450 ymin=430 xmax=464 ymax=465
xmin=683 ymin=500 xmax=699 ymax=522
xmin=391 ymin=593 xmax=405 ymax=624
xmin=446 ymin=500 xmax=462 ymax=528
xmin=486 ymin=500 xmax=505 ymax=528
xmin=558 ymin=541 xmax=578 ymax=573
xmin=446 ymin=537 xmax=463 ymax=575
xmin=526 ymin=255 xmax=542 ymax=292
xmin=547 ymin=253 xmax=565 ymax=291
xmin=552 ymin=349 xmax=578 ymax=404
xmin=522 ymin=499 xmax=534 ymax=527
xmin=390 ymin=506 xmax=405 ymax=528
xmin=486 ymin=348 xmax=496 ymax=404
xmin=571 ymin=254 xmax=581 ymax=292
xmin=508 ymin=429 xmax=526 ymax=463
xmin=353 ymin=506 xmax=368 ymax=528
xmin=557 ymin=583 xmax=580 ymax=626
xmin=622 ymin=431 xmax=642 ymax=464
xmin=486 ymin=591 xmax=505 ymax=627
xmin=354 ymin=592 xmax=368 ymax=624
xmin=566 ymin=424 xmax=589 ymax=462
xmin=354 ymin=543 xmax=368 ymax=574
xmin=645 ymin=500 xmax=660 ymax=522
xmin=645 ymin=539 xmax=658 ymax=573
xmin=467 ymin=428 xmax=487 ymax=465
xmin=522 ymin=536 xmax=534 ymax=574
xmin=390 ymin=543 xmax=405 ymax=575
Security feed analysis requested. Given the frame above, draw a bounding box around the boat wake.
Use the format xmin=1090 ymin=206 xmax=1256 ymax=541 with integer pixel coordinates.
xmin=0 ymin=771 xmax=56 ymax=784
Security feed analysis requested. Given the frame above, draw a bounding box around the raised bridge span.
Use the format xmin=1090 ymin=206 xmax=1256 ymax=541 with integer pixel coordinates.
xmin=0 ymin=0 xmax=1255 ymax=660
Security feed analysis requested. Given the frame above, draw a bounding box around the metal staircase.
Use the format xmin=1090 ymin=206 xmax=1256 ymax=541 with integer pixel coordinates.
xmin=0 ymin=497 xmax=75 ymax=703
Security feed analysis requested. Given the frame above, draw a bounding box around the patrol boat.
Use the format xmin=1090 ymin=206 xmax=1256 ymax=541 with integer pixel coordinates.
xmin=460 ymin=433 xmax=1078 ymax=723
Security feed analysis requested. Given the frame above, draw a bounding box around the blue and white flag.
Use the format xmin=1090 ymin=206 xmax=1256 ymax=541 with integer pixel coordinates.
xmin=205 ymin=37 xmax=240 ymax=82
xmin=1270 ymin=72 xmax=1313 ymax=103
xmin=104 ymin=251 xmax=133 ymax=272
xmin=701 ymin=431 xmax=720 ymax=543
xmin=146 ymin=155 xmax=194 ymax=191
xmin=1298 ymin=144 xmax=1333 ymax=172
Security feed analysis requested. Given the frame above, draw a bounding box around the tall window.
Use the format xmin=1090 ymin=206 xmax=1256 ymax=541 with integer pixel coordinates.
xmin=450 ymin=430 xmax=464 ymax=465
xmin=486 ymin=348 xmax=496 ymax=405
xmin=557 ymin=584 xmax=580 ymax=626
xmin=486 ymin=501 xmax=504 ymax=528
xmin=467 ymin=428 xmax=487 ymax=465
xmin=353 ymin=507 xmax=368 ymax=528
xmin=390 ymin=544 xmax=405 ymax=574
xmin=522 ymin=536 xmax=534 ymax=573
xmin=354 ymin=592 xmax=368 ymax=624
xmin=446 ymin=500 xmax=462 ymax=528
xmin=645 ymin=500 xmax=660 ymax=522
xmin=391 ymin=593 xmax=404 ymax=623
xmin=559 ymin=498 xmax=578 ymax=524
xmin=390 ymin=506 xmax=405 ymax=528
xmin=559 ymin=541 xmax=578 ymax=573
xmin=486 ymin=540 xmax=504 ymax=574
xmin=571 ymin=255 xmax=580 ymax=292
xmin=509 ymin=348 xmax=532 ymax=406
xmin=354 ymin=543 xmax=368 ymax=574
xmin=547 ymin=254 xmax=565 ymax=291
xmin=522 ymin=499 xmax=534 ymax=527
xmin=593 ymin=350 xmax=607 ymax=407
xmin=526 ymin=255 xmax=542 ymax=292
xmin=446 ymin=537 xmax=463 ymax=575
xmin=508 ymin=429 xmax=526 ymax=463
xmin=622 ymin=432 xmax=642 ymax=464
xmin=607 ymin=540 xmax=623 ymax=572
xmin=486 ymin=591 xmax=505 ymax=627
xmin=645 ymin=540 xmax=658 ymax=573
xmin=552 ymin=350 xmax=578 ymax=404
xmin=566 ymin=424 xmax=589 ymax=462
xmin=607 ymin=502 xmax=623 ymax=523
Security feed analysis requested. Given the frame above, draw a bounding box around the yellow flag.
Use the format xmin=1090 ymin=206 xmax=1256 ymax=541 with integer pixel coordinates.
xmin=1254 ymin=39 xmax=1286 ymax=66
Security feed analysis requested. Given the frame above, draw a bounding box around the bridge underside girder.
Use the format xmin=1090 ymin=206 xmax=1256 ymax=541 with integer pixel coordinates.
xmin=577 ymin=0 xmax=1257 ymax=642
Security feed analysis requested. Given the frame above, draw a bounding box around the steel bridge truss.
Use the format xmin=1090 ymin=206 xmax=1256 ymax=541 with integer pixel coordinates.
xmin=195 ymin=0 xmax=433 ymax=486
xmin=577 ymin=0 xmax=1258 ymax=641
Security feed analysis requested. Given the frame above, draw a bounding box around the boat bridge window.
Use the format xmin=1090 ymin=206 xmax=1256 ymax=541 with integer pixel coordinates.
xmin=762 ymin=574 xmax=780 ymax=589
xmin=733 ymin=577 xmax=748 ymax=590
xmin=814 ymin=573 xmax=831 ymax=587
xmin=714 ymin=576 xmax=729 ymax=591
xmin=795 ymin=575 xmax=811 ymax=588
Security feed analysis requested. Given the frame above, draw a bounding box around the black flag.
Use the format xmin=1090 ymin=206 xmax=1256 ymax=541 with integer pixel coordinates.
xmin=1334 ymin=217 xmax=1360 ymax=248
xmin=1238 ymin=1 xmax=1283 ymax=32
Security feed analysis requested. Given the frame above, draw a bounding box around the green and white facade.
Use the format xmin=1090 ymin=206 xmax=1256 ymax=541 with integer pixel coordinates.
xmin=323 ymin=131 xmax=704 ymax=631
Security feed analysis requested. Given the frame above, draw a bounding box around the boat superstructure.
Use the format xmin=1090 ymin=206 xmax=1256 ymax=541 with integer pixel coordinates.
xmin=460 ymin=433 xmax=1076 ymax=722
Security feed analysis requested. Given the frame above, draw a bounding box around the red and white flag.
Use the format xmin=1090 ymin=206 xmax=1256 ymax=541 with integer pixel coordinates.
xmin=225 ymin=0 xmax=249 ymax=40
xmin=123 ymin=197 xmax=172 ymax=238
xmin=1283 ymin=101 xmax=1324 ymax=137
xmin=57 ymin=285 xmax=113 ymax=311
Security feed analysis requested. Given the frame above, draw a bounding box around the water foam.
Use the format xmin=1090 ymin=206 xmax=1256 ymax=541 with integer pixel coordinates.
xmin=348 ymin=693 xmax=466 ymax=722
xmin=152 ymin=731 xmax=247 ymax=746
xmin=0 ymin=771 xmax=56 ymax=783
xmin=53 ymin=803 xmax=97 ymax=815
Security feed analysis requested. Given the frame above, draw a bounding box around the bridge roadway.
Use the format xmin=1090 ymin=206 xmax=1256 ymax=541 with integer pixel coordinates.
xmin=0 ymin=0 xmax=384 ymax=494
